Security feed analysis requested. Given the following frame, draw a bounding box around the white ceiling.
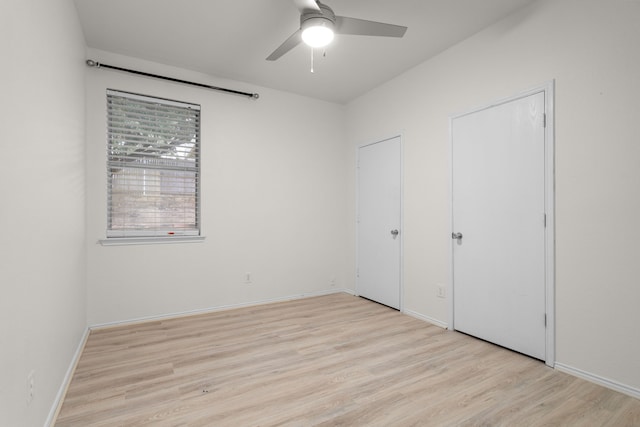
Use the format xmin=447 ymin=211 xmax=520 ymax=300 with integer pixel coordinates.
xmin=74 ymin=0 xmax=537 ymax=104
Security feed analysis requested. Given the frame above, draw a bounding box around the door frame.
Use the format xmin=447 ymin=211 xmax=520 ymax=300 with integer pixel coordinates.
xmin=448 ymin=81 xmax=555 ymax=367
xmin=356 ymin=134 xmax=404 ymax=311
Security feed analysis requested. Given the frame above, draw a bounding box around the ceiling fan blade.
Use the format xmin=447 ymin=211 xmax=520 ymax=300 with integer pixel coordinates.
xmin=293 ymin=0 xmax=320 ymax=13
xmin=335 ymin=16 xmax=407 ymax=38
xmin=266 ymin=29 xmax=303 ymax=61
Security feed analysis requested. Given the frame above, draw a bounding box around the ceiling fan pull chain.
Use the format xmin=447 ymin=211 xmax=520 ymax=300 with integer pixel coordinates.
xmin=311 ymin=47 xmax=315 ymax=73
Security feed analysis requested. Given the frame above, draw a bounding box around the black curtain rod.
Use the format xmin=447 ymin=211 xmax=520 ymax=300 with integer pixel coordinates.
xmin=86 ymin=60 xmax=259 ymax=100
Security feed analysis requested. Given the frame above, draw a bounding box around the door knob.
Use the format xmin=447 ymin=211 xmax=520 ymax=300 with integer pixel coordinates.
xmin=452 ymin=232 xmax=463 ymax=240
xmin=391 ymin=229 xmax=399 ymax=236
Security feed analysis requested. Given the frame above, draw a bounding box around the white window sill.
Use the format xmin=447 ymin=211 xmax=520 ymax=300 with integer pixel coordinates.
xmin=99 ymin=236 xmax=206 ymax=246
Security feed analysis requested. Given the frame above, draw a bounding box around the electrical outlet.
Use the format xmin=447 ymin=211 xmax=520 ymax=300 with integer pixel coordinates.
xmin=330 ymin=276 xmax=336 ymax=287
xmin=244 ymin=272 xmax=252 ymax=284
xmin=27 ymin=370 xmax=35 ymax=406
xmin=436 ymin=284 xmax=446 ymax=299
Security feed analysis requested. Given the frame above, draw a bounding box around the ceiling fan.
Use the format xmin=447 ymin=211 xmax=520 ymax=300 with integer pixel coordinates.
xmin=266 ymin=0 xmax=408 ymax=61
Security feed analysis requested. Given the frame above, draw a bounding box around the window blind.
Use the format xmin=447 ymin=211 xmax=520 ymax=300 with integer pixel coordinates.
xmin=106 ymin=90 xmax=201 ymax=238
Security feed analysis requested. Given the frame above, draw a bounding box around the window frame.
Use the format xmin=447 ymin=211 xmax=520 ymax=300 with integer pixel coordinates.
xmin=102 ymin=89 xmax=203 ymax=244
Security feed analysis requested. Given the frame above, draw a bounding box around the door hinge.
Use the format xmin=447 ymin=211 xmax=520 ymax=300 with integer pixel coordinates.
xmin=543 ymin=113 xmax=547 ymax=128
xmin=544 ymin=313 xmax=547 ymax=327
xmin=544 ymin=213 xmax=547 ymax=228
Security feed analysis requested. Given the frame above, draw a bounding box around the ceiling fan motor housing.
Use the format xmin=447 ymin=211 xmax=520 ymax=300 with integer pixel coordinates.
xmin=300 ymin=2 xmax=336 ymax=30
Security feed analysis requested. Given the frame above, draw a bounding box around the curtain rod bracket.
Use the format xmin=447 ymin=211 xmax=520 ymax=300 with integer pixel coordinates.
xmin=85 ymin=59 xmax=259 ymax=100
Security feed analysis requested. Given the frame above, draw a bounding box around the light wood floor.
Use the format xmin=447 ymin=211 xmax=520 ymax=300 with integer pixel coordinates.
xmin=55 ymin=293 xmax=640 ymax=426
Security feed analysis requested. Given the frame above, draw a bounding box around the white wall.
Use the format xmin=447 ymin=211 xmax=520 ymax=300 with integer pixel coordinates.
xmin=346 ymin=0 xmax=640 ymax=393
xmin=85 ymin=50 xmax=349 ymax=326
xmin=0 ymin=0 xmax=87 ymax=425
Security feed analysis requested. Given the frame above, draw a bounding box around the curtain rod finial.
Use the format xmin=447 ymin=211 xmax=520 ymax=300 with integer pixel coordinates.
xmin=252 ymin=93 xmax=260 ymax=100
xmin=86 ymin=59 xmax=99 ymax=67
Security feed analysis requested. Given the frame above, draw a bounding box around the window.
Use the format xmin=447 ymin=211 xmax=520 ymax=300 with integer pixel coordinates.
xmin=106 ymin=90 xmax=200 ymax=239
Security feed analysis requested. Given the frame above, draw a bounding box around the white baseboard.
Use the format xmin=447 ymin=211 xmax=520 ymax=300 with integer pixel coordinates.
xmin=554 ymin=362 xmax=640 ymax=400
xmin=90 ymin=288 xmax=354 ymax=330
xmin=45 ymin=327 xmax=90 ymax=427
xmin=403 ymin=308 xmax=448 ymax=329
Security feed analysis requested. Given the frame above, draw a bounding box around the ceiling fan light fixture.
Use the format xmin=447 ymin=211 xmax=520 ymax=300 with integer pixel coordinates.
xmin=301 ymin=18 xmax=335 ymax=48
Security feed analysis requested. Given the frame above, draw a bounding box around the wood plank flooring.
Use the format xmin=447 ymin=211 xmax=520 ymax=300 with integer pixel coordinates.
xmin=55 ymin=293 xmax=640 ymax=426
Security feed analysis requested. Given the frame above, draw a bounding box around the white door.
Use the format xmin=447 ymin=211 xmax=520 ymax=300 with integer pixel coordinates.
xmin=357 ymin=136 xmax=402 ymax=309
xmin=452 ymin=92 xmax=547 ymax=360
